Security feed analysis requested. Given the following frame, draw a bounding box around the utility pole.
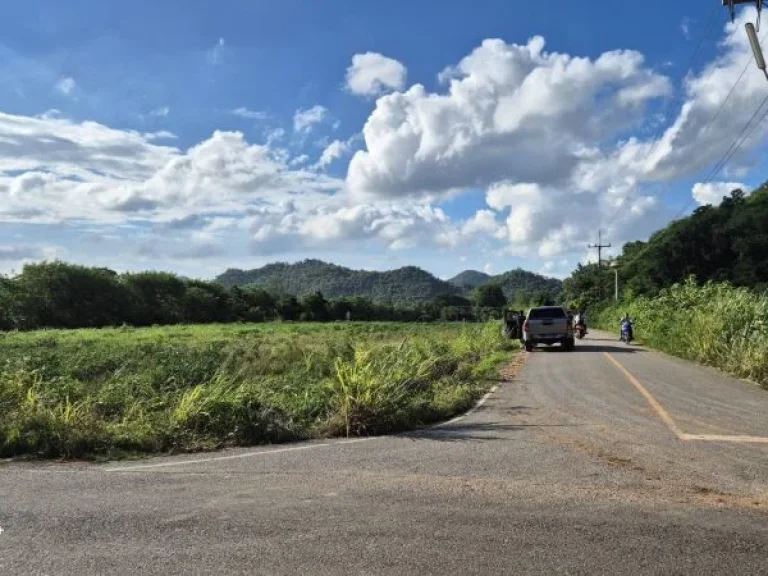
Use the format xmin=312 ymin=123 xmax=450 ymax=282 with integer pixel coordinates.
xmin=724 ymin=1 xmax=768 ymax=80
xmin=588 ymin=230 xmax=611 ymax=301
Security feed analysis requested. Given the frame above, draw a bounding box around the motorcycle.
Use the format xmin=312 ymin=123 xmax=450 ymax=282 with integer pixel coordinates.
xmin=574 ymin=322 xmax=586 ymax=339
xmin=620 ymin=319 xmax=633 ymax=344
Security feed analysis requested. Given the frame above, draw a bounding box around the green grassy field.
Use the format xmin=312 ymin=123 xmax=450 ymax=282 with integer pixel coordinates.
xmin=0 ymin=321 xmax=515 ymax=459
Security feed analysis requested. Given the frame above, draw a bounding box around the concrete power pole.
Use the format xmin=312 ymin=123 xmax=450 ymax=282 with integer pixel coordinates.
xmin=588 ymin=230 xmax=611 ymax=301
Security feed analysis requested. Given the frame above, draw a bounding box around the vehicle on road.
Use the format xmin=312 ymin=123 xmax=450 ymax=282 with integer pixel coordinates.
xmin=620 ymin=317 xmax=634 ymax=344
xmin=573 ymin=311 xmax=587 ymax=339
xmin=523 ymin=306 xmax=575 ymax=352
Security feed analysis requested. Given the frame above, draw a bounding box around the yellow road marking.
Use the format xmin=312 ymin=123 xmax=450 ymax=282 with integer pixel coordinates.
xmin=603 ymin=353 xmax=686 ymax=439
xmin=679 ymin=433 xmax=768 ymax=444
xmin=603 ymin=352 xmax=768 ymax=445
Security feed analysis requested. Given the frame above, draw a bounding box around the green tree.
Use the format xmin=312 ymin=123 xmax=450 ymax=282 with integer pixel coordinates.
xmin=121 ymin=271 xmax=187 ymax=326
xmin=473 ymin=284 xmax=507 ymax=308
xmin=301 ymin=291 xmax=330 ymax=321
xmin=14 ymin=262 xmax=131 ymax=329
xmin=0 ymin=275 xmax=17 ymax=330
xmin=182 ymin=280 xmax=233 ymax=324
xmin=276 ymin=295 xmax=302 ymax=321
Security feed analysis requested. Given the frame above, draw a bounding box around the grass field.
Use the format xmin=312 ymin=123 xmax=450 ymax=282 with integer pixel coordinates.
xmin=0 ymin=321 xmax=515 ymax=459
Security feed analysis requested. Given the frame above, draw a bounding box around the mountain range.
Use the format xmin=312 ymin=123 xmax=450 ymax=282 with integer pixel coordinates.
xmin=216 ymin=259 xmax=562 ymax=303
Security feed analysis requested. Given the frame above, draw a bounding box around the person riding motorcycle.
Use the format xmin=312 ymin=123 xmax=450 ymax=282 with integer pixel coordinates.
xmin=572 ymin=309 xmax=586 ymax=332
xmin=620 ymin=313 xmax=633 ymax=341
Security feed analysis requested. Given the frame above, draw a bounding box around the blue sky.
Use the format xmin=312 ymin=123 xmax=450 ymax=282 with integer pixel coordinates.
xmin=0 ymin=1 xmax=766 ymax=279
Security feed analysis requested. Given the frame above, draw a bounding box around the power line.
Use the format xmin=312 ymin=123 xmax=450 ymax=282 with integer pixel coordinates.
xmin=602 ymin=51 xmax=751 ymax=237
xmin=704 ymin=91 xmax=768 ymax=180
xmin=602 ymin=4 xmax=722 ymax=229
xmin=713 ymin=96 xmax=768 ymax=175
xmin=612 ymin=84 xmax=768 ymax=279
xmin=600 ymin=23 xmax=768 ymax=279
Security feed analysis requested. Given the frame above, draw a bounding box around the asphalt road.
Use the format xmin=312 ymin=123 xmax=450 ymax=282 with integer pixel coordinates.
xmin=2 ymin=332 xmax=767 ymax=575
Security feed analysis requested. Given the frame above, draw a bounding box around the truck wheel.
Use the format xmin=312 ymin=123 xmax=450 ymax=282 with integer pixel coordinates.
xmin=525 ymin=342 xmax=534 ymax=352
xmin=563 ymin=339 xmax=575 ymax=351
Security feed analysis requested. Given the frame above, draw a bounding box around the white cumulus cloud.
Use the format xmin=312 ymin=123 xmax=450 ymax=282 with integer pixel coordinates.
xmin=314 ymin=137 xmax=358 ymax=170
xmin=0 ymin=111 xmax=341 ymax=225
xmin=347 ymin=36 xmax=671 ymax=201
xmin=692 ymin=181 xmax=747 ymax=206
xmin=345 ymin=52 xmax=407 ymax=96
xmin=293 ymin=105 xmax=328 ymax=133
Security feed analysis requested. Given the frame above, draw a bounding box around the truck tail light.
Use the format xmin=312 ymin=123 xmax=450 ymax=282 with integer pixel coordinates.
xmin=523 ymin=320 xmax=529 ymax=332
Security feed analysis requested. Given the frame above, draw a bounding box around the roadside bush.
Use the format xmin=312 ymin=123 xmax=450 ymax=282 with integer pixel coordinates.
xmin=597 ymin=277 xmax=768 ymax=388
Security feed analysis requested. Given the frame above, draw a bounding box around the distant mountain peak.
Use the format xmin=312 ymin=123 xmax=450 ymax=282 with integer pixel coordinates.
xmin=217 ymin=259 xmax=562 ymax=303
xmin=448 ymin=267 xmax=562 ymax=300
xmin=216 ymin=259 xmax=459 ymax=303
xmin=448 ymin=270 xmax=492 ymax=288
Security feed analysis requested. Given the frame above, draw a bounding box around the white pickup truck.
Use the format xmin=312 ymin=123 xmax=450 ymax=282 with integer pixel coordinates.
xmin=522 ymin=306 xmax=575 ymax=352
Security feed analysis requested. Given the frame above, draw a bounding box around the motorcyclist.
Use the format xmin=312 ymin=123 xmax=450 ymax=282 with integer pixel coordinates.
xmin=620 ymin=313 xmax=633 ymax=341
xmin=579 ymin=309 xmax=587 ymax=333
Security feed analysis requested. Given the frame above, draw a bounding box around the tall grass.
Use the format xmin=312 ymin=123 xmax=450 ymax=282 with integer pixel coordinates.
xmin=597 ymin=278 xmax=768 ymax=388
xmin=0 ymin=321 xmax=515 ymax=458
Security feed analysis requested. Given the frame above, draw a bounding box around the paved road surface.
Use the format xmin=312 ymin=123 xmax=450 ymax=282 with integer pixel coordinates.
xmin=1 ymin=333 xmax=767 ymax=575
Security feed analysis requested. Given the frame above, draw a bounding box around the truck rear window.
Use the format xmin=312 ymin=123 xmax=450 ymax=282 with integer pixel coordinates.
xmin=528 ymin=308 xmax=567 ymax=319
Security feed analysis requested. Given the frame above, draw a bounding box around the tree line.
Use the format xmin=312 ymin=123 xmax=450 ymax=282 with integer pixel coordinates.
xmin=0 ymin=262 xmax=555 ymax=331
xmin=562 ymin=182 xmax=768 ymax=310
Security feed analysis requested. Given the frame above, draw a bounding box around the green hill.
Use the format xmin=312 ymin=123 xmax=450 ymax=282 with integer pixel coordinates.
xmin=449 ymin=268 xmax=562 ymax=301
xmin=562 ymin=181 xmax=768 ymax=307
xmin=217 ymin=260 xmax=562 ymax=304
xmin=616 ymin=183 xmax=768 ymax=296
xmin=216 ymin=259 xmax=460 ymax=303
xmin=447 ymin=270 xmax=492 ymax=290
xmin=490 ymin=268 xmax=563 ymax=302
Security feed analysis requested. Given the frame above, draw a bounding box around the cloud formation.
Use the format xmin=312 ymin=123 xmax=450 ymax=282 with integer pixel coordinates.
xmin=293 ymin=105 xmax=328 ymax=133
xmin=692 ymin=181 xmax=747 ymax=206
xmin=347 ymin=36 xmax=672 ymax=200
xmin=231 ymin=107 xmax=268 ymax=120
xmin=3 ymin=12 xmax=768 ymax=273
xmin=345 ymin=52 xmax=407 ymax=96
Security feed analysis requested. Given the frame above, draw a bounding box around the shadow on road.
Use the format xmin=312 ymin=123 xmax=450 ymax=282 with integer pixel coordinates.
xmin=401 ymin=421 xmax=526 ymax=442
xmin=401 ymin=414 xmax=604 ymax=442
xmin=576 ymin=344 xmax=640 ymax=353
xmin=533 ymin=344 xmax=639 ymax=354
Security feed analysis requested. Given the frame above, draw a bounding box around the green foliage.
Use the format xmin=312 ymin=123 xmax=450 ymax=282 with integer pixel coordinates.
xmin=561 ymin=262 xmax=614 ymax=310
xmin=218 ymin=259 xmax=563 ymax=305
xmin=449 ymin=269 xmax=562 ymax=304
xmin=13 ymin=262 xmax=131 ymax=329
xmin=0 ymin=322 xmax=516 ymax=458
xmin=0 ymin=261 xmax=540 ymax=331
xmin=447 ymin=270 xmax=492 ymax=291
xmin=216 ymin=259 xmax=459 ymax=303
xmin=473 ymin=284 xmax=508 ymax=308
xmin=489 ymin=269 xmax=563 ymax=303
xmin=596 ymin=278 xmax=768 ymax=389
xmin=563 ymin=183 xmax=768 ymax=308
xmin=614 ymin=185 xmax=768 ymax=301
